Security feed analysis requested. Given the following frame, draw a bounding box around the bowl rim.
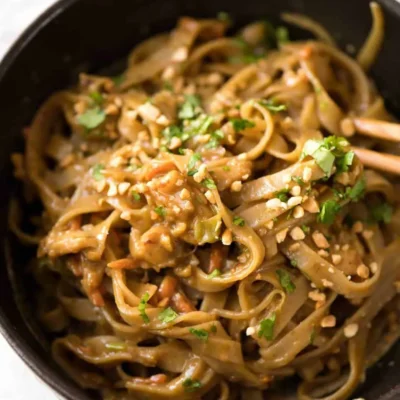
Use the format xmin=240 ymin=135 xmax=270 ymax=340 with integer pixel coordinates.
xmin=1 ymin=1 xmax=400 ymax=400
xmin=0 ymin=2 xmax=82 ymax=399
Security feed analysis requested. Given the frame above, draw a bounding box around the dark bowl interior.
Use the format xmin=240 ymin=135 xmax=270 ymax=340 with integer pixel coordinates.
xmin=0 ymin=0 xmax=399 ymax=399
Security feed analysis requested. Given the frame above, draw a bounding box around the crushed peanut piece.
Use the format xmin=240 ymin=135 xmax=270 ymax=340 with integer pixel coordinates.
xmin=290 ymin=185 xmax=301 ymax=196
xmin=231 ymin=181 xmax=242 ymax=192
xmin=293 ymin=206 xmax=304 ymax=219
xmin=357 ymin=264 xmax=370 ymax=279
xmin=290 ymin=226 xmax=305 ymax=241
xmin=302 ymin=198 xmax=320 ymax=213
xmin=312 ymin=231 xmax=330 ymax=249
xmin=222 ymin=229 xmax=233 ymax=246
xmin=331 ymin=254 xmax=342 ymax=265
xmin=302 ymin=167 xmax=312 ymax=182
xmin=288 ymin=196 xmax=303 ymax=207
xmin=344 ymin=323 xmax=359 ymax=338
xmin=276 ymin=228 xmax=289 ymax=244
xmin=369 ymin=262 xmax=378 ymax=274
xmin=321 ymin=315 xmax=336 ymax=328
xmin=117 ymin=182 xmax=130 ymax=195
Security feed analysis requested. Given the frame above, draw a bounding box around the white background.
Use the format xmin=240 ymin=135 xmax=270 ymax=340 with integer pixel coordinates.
xmin=0 ymin=3 xmax=57 ymax=399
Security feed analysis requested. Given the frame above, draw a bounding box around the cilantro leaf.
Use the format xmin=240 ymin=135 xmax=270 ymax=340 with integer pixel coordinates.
xmin=158 ymin=307 xmax=178 ymax=323
xmin=77 ymin=107 xmax=106 ymax=130
xmin=302 ymin=136 xmax=351 ymax=177
xmin=217 ymin=11 xmax=231 ymax=23
xmin=131 ymin=190 xmax=141 ymax=201
xmin=188 ymin=153 xmax=201 ymax=175
xmin=89 ymin=91 xmax=104 ymax=105
xmin=154 ymin=206 xmax=166 ymax=217
xmin=230 ymin=118 xmax=256 ymax=133
xmin=205 ymin=130 xmax=224 ymax=149
xmin=336 ymin=151 xmax=355 ymax=173
xmin=276 ymin=26 xmax=290 ymax=45
xmin=178 ymin=95 xmax=201 ymax=119
xmin=301 ymin=225 xmax=310 ymax=234
xmin=276 ymin=269 xmax=296 ymax=293
xmin=202 ymin=178 xmax=217 ymax=189
xmin=183 ymin=378 xmax=202 ymax=392
xmin=258 ymin=313 xmax=276 ymax=340
xmin=92 ymin=164 xmax=105 ymax=181
xmin=189 ymin=328 xmax=209 ymax=342
xmin=292 ymin=176 xmax=305 ymax=186
xmin=370 ymin=202 xmax=393 ymax=224
xmin=318 ymin=199 xmax=341 ymax=225
xmin=259 ymin=99 xmax=287 ymax=113
xmin=348 ymin=177 xmax=366 ymax=202
xmin=138 ymin=292 xmax=150 ymax=323
xmin=275 ymin=188 xmax=290 ymax=202
xmin=233 ymin=216 xmax=245 ymax=226
xmin=207 ymin=269 xmax=221 ymax=279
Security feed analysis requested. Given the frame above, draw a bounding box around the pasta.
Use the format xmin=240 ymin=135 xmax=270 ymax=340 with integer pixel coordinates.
xmin=11 ymin=3 xmax=400 ymax=399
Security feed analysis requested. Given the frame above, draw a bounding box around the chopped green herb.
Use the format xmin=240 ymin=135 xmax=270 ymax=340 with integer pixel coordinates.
xmin=222 ymin=166 xmax=231 ymax=172
xmin=318 ymin=200 xmax=341 ymax=225
xmin=309 ymin=327 xmax=316 ymax=345
xmin=210 ymin=325 xmax=217 ymax=333
xmin=205 ymin=130 xmax=224 ymax=149
xmin=183 ymin=378 xmax=202 ymax=392
xmin=202 ymin=178 xmax=217 ymax=189
xmin=230 ymin=118 xmax=256 ymax=133
xmin=276 ymin=269 xmax=296 ymax=294
xmin=162 ymin=125 xmax=183 ymax=143
xmin=105 ymin=342 xmax=127 ymax=351
xmin=178 ymin=148 xmax=185 ymax=155
xmin=189 ymin=328 xmax=209 ymax=342
xmin=301 ymin=136 xmax=351 ymax=177
xmin=92 ymin=164 xmax=105 ymax=181
xmin=258 ymin=313 xmax=276 ymax=340
xmin=348 ymin=177 xmax=366 ymax=202
xmin=89 ymin=91 xmax=104 ymax=105
xmin=301 ymin=225 xmax=310 ymax=234
xmin=286 ymin=208 xmax=294 ymax=220
xmin=178 ymin=94 xmax=201 ymax=119
xmin=138 ymin=292 xmax=150 ymax=323
xmin=77 ymin=107 xmax=106 ymax=130
xmin=163 ymin=81 xmax=174 ymax=91
xmin=188 ymin=153 xmax=201 ymax=175
xmin=131 ymin=190 xmax=141 ymax=201
xmin=336 ymin=151 xmax=355 ymax=173
xmin=259 ymin=99 xmax=287 ymax=113
xmin=112 ymin=74 xmax=125 ymax=86
xmin=154 ymin=206 xmax=166 ymax=217
xmin=233 ymin=216 xmax=245 ymax=226
xmin=292 ymin=176 xmax=305 ymax=186
xmin=217 ymin=11 xmax=231 ymax=23
xmin=207 ymin=269 xmax=221 ymax=279
xmin=370 ymin=202 xmax=393 ymax=224
xmin=290 ymin=259 xmax=298 ymax=267
xmin=276 ymin=26 xmax=290 ymax=45
xmin=275 ymin=188 xmax=290 ymax=202
xmin=158 ymin=307 xmax=178 ymax=323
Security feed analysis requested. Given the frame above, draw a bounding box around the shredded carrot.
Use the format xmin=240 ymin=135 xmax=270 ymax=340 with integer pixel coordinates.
xmin=171 ymin=291 xmax=196 ymax=313
xmin=146 ymin=161 xmax=176 ymax=180
xmin=158 ymin=275 xmax=178 ymax=300
xmin=107 ymin=258 xmax=137 ymax=269
xmin=209 ymin=242 xmax=228 ymax=273
xmin=90 ymin=289 xmax=105 ymax=307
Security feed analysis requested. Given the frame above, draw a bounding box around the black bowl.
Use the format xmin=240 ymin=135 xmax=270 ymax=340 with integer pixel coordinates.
xmin=0 ymin=0 xmax=399 ymax=399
